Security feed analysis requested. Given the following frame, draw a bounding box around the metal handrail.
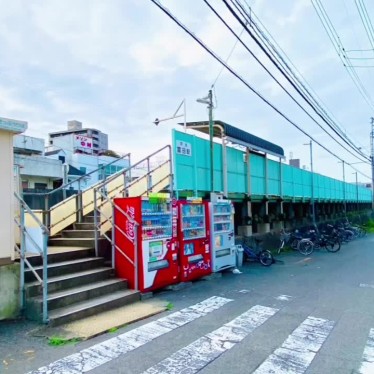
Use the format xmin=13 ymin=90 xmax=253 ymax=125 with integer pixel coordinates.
xmin=92 ymin=145 xmax=172 ymax=291
xmin=22 ymin=152 xmax=131 ymax=197
xmin=14 ymin=192 xmax=49 ymax=324
xmin=96 ymin=145 xmax=171 ymax=190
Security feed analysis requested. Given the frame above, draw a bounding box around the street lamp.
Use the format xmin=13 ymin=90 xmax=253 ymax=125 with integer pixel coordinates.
xmin=153 ymin=99 xmax=186 ymax=130
xmin=304 ymin=140 xmax=315 ymax=226
xmin=196 ymin=90 xmax=214 ymax=192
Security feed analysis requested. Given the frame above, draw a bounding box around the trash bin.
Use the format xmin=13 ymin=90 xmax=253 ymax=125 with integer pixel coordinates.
xmin=235 ymin=245 xmax=244 ymax=267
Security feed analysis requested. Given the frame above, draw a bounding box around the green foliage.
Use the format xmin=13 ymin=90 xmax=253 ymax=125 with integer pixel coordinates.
xmin=166 ymin=302 xmax=174 ymax=311
xmin=48 ymin=336 xmax=81 ymax=347
xmin=107 ymin=327 xmax=118 ymax=333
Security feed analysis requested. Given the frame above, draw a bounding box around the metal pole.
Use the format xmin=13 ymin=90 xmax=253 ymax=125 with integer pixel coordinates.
xmin=342 ymin=160 xmax=346 ymax=215
xmin=208 ymin=89 xmax=214 ymax=192
xmin=42 ymin=230 xmax=49 ymax=324
xmin=93 ymin=188 xmax=99 ymax=257
xmin=310 ymin=140 xmax=316 ymax=226
xmin=222 ymin=136 xmax=228 ymax=197
xmin=19 ymin=202 xmax=25 ymax=312
xmin=371 ymin=118 xmax=374 ymax=210
xmin=355 ymin=171 xmax=359 ymax=211
xmin=183 ymin=99 xmax=187 ymax=133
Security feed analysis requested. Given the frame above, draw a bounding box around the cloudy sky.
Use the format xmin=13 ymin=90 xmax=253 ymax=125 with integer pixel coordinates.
xmin=1 ymin=0 xmax=374 ymax=183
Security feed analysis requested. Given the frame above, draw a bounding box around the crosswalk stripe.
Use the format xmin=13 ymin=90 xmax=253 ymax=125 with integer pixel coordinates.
xmin=142 ymin=305 xmax=279 ymax=374
xmin=358 ymin=328 xmax=374 ymax=374
xmin=253 ymin=316 xmax=335 ymax=374
xmin=27 ymin=296 xmax=232 ymax=374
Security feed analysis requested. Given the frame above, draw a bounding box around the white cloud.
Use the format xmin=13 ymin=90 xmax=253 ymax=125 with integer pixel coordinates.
xmin=0 ymin=0 xmax=372 ymax=182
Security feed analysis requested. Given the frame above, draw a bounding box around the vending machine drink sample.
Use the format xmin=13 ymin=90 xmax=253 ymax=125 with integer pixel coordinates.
xmin=177 ymin=199 xmax=211 ymax=281
xmin=209 ymin=193 xmax=236 ymax=272
xmin=113 ymin=195 xmax=179 ymax=292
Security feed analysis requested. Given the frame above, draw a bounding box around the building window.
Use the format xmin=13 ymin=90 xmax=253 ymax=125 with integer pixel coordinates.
xmin=35 ymin=182 xmax=48 ymax=190
xmin=58 ymin=155 xmax=65 ymax=163
xmin=80 ymin=167 xmax=87 ymax=174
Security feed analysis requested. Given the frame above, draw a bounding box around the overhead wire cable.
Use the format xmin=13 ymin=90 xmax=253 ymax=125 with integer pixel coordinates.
xmin=355 ymin=0 xmax=374 ymax=51
xmin=233 ymin=0 xmax=368 ymax=158
xmin=149 ymin=0 xmax=371 ymax=180
xmin=204 ymin=0 xmax=370 ymax=163
xmin=313 ymin=0 xmax=374 ymax=111
xmin=239 ymin=0 xmax=370 ymax=153
xmin=234 ymin=0 xmax=369 ymax=156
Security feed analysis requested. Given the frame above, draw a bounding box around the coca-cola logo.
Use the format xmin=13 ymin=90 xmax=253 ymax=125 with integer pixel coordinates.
xmin=125 ymin=205 xmax=136 ymax=242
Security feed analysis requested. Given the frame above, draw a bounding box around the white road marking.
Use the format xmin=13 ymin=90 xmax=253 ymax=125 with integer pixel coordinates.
xmin=27 ymin=296 xmax=232 ymax=374
xmin=358 ymin=328 xmax=374 ymax=374
xmin=253 ymin=316 xmax=335 ymax=374
xmin=360 ymin=283 xmax=374 ymax=289
xmin=275 ymin=294 xmax=293 ymax=301
xmin=142 ymin=305 xmax=278 ymax=374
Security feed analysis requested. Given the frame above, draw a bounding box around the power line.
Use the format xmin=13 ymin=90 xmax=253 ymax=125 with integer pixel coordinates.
xmin=312 ymin=0 xmax=374 ymax=112
xmin=355 ymin=0 xmax=374 ymax=52
xmin=218 ymin=0 xmax=370 ymax=162
xmin=235 ymin=0 xmax=368 ymax=155
xmin=204 ymin=0 xmax=370 ymax=164
xmin=149 ymin=0 xmax=371 ymax=180
xmin=211 ymin=24 xmax=246 ymax=88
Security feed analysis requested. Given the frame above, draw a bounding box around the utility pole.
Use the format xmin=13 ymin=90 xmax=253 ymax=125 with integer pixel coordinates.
xmin=208 ymin=90 xmax=214 ymax=192
xmin=342 ymin=160 xmax=346 ymax=215
xmin=304 ymin=140 xmax=315 ymax=226
xmin=353 ymin=171 xmax=359 ymax=211
xmin=371 ymin=117 xmax=374 ymax=210
xmin=197 ymin=90 xmax=214 ymax=192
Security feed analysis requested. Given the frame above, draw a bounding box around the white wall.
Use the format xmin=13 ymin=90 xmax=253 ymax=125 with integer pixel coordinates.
xmin=49 ymin=135 xmax=75 ymax=154
xmin=0 ymin=130 xmax=15 ymax=260
xmin=69 ymin=153 xmax=130 ymax=189
xmin=14 ymin=155 xmax=63 ymax=180
xmin=13 ymin=135 xmax=44 ymax=154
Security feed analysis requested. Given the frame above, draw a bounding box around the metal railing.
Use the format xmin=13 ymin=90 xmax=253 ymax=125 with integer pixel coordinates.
xmin=92 ymin=145 xmax=173 ymax=290
xmin=14 ymin=192 xmax=49 ymax=323
xmin=22 ymin=153 xmax=131 ymax=235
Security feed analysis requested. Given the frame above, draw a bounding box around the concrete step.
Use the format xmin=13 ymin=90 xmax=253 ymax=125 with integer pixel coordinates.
xmin=24 ymin=257 xmax=105 ymax=282
xmin=74 ymin=223 xmax=95 ymax=230
xmin=25 ymin=267 xmax=114 ymax=297
xmin=29 ymin=279 xmax=129 ymax=314
xmin=82 ymin=216 xmax=95 ymax=223
xmin=61 ymin=230 xmax=96 ymax=238
xmin=48 ymin=289 xmax=141 ymax=326
xmin=25 ymin=247 xmax=95 ymax=267
xmin=48 ymin=237 xmax=95 ymax=247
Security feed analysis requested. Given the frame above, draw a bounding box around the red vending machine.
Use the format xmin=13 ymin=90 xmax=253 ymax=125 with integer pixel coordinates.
xmin=113 ymin=195 xmax=179 ymax=293
xmin=177 ymin=198 xmax=211 ymax=282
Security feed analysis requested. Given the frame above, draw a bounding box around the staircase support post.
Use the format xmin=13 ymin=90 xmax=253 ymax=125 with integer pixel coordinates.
xmin=93 ymin=188 xmax=99 ymax=257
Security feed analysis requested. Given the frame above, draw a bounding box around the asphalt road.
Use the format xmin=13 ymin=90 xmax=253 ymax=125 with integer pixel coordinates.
xmin=1 ymin=234 xmax=374 ymax=374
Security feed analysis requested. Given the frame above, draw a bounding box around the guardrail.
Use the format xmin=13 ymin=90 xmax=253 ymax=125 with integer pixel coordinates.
xmin=92 ymin=145 xmax=173 ymax=290
xmin=14 ymin=192 xmax=50 ymax=323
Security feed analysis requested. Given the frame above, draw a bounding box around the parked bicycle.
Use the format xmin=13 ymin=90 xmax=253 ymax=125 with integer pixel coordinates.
xmin=240 ymin=236 xmax=274 ymax=266
xmin=307 ymin=228 xmax=341 ymax=253
xmin=278 ymin=229 xmax=314 ymax=256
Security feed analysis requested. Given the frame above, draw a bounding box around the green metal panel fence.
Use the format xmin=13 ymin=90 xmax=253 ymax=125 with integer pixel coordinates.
xmin=172 ymin=130 xmax=372 ymax=202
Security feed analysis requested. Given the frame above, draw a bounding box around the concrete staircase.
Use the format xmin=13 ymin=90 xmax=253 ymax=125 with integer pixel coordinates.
xmin=25 ymin=215 xmax=140 ymax=326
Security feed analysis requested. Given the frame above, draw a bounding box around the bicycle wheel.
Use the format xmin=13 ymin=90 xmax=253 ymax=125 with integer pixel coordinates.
xmin=298 ymin=239 xmax=314 ymax=255
xmin=290 ymin=238 xmax=299 ymax=250
xmin=325 ymin=239 xmax=341 ymax=253
xmin=259 ymin=250 xmax=273 ymax=266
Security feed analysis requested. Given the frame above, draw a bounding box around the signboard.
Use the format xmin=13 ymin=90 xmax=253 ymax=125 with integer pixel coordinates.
xmin=176 ymin=140 xmax=192 ymax=156
xmin=74 ymin=135 xmax=93 ymax=150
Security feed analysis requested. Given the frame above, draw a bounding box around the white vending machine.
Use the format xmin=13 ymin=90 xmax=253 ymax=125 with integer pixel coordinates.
xmin=209 ymin=193 xmax=236 ymax=272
